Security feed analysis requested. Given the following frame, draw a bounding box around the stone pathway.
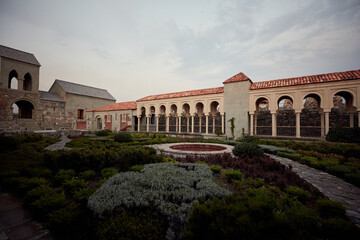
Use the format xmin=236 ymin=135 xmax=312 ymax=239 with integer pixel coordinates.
xmin=269 ymin=154 xmax=360 ymax=227
xmin=44 ymin=135 xmax=72 ymax=151
xmin=0 ymin=192 xmax=53 ymax=240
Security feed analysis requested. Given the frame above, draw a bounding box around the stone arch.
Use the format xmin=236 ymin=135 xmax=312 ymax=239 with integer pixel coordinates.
xmin=139 ymin=106 xmax=146 ymax=131
xmin=209 ymin=101 xmax=221 ymax=134
xmin=158 ymin=105 xmax=167 ymax=131
xmin=330 ymin=91 xmax=357 ymax=128
xmin=8 ymin=70 xmax=18 ymax=89
xmin=12 ymin=100 xmax=34 ymax=119
xmin=301 ymin=93 xmax=322 ymax=137
xmin=194 ymin=102 xmax=205 ymax=133
xmin=181 ymin=103 xmax=191 ymax=132
xmin=23 ymin=73 xmax=32 ymax=91
xmin=277 ymin=95 xmax=295 ymax=136
xmin=255 ymin=97 xmax=271 ymax=135
xmin=182 ymin=103 xmax=190 ymax=116
xmin=149 ymin=106 xmax=156 ymax=129
xmin=169 ymin=104 xmax=178 ymax=132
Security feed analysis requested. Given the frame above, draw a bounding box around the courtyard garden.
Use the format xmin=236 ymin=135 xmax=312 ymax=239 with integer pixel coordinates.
xmin=0 ymin=132 xmax=359 ymax=239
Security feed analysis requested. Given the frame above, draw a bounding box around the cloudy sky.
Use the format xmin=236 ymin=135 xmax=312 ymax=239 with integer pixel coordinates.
xmin=0 ymin=0 xmax=359 ymax=101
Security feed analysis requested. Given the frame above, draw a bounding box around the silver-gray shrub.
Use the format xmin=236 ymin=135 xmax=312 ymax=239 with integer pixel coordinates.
xmin=88 ymin=163 xmax=231 ymax=239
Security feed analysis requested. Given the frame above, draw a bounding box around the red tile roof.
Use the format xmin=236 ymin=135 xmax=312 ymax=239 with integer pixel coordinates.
xmin=223 ymin=72 xmax=251 ymax=84
xmin=250 ymin=69 xmax=360 ymax=90
xmin=137 ymin=87 xmax=224 ymax=102
xmin=87 ymin=101 xmax=137 ymax=112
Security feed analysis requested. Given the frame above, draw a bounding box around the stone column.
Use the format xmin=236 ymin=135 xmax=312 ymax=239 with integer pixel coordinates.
xmin=205 ymin=114 xmax=209 ymax=134
xmin=166 ymin=115 xmax=170 ymax=132
xmin=325 ymin=111 xmax=330 ymax=135
xmin=212 ymin=115 xmax=216 ymax=134
xmin=250 ymin=114 xmax=254 ymax=136
xmin=17 ymin=78 xmax=24 ymax=91
xmin=221 ymin=114 xmax=224 ymax=134
xmin=254 ymin=114 xmax=257 ymax=135
xmin=187 ymin=117 xmax=190 ymax=133
xmin=199 ymin=115 xmax=202 ymax=133
xmin=320 ymin=112 xmax=325 ymax=137
xmin=271 ymin=112 xmax=277 ymax=137
xmin=350 ymin=112 xmax=354 ymax=128
xmin=146 ymin=116 xmax=150 ymax=132
xmin=137 ymin=116 xmax=141 ymax=132
xmin=295 ymin=112 xmax=301 ymax=138
xmin=358 ymin=112 xmax=360 ymax=127
xmin=156 ymin=115 xmax=159 ymax=132
xmin=191 ymin=115 xmax=194 ymax=133
xmin=179 ymin=116 xmax=182 ymax=133
xmin=175 ymin=116 xmax=178 ymax=132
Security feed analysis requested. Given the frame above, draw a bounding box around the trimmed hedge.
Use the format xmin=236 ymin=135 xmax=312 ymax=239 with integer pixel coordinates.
xmin=326 ymin=127 xmax=360 ymax=143
xmin=232 ymin=142 xmax=264 ymax=158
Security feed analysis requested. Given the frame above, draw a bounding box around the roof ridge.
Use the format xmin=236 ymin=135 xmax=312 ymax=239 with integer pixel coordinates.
xmin=0 ymin=45 xmax=36 ymax=56
xmin=137 ymin=86 xmax=224 ymax=102
xmin=250 ymin=69 xmax=360 ymax=90
xmin=55 ymin=79 xmax=109 ymax=91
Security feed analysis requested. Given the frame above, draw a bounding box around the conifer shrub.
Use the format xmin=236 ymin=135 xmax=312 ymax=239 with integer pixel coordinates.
xmin=95 ymin=129 xmax=112 ymax=137
xmin=326 ymin=127 xmax=360 ymax=143
xmin=232 ymin=142 xmax=264 ymax=158
xmin=277 ymin=152 xmax=302 ymax=161
xmin=62 ymin=178 xmax=88 ymax=195
xmin=101 ymin=167 xmax=118 ymax=179
xmin=316 ymin=198 xmax=346 ymax=219
xmin=79 ymin=170 xmax=96 ymax=180
xmin=224 ymin=169 xmax=243 ymax=181
xmin=209 ymin=165 xmax=221 ymax=174
xmin=53 ymin=169 xmax=76 ymax=186
xmin=47 ymin=203 xmax=83 ymax=236
xmin=129 ymin=165 xmax=144 ymax=172
xmin=286 ymin=186 xmax=311 ymax=203
xmin=114 ymin=131 xmax=133 ymax=143
xmin=95 ymin=208 xmax=168 ymax=240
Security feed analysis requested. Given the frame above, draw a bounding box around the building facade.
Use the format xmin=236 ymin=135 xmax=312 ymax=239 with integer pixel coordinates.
xmin=88 ymin=70 xmax=360 ymax=139
xmin=0 ymin=45 xmax=115 ymax=131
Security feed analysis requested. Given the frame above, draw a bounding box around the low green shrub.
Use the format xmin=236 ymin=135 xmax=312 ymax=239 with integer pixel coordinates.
xmin=48 ymin=203 xmax=83 ymax=235
xmin=101 ymin=167 xmax=118 ymax=179
xmin=344 ymin=172 xmax=360 ymax=186
xmin=245 ymin=177 xmax=265 ymax=188
xmin=241 ymin=135 xmax=259 ymax=143
xmin=232 ymin=142 xmax=264 ymax=158
xmin=209 ymin=165 xmax=221 ymax=174
xmin=95 ymin=129 xmax=112 ymax=137
xmin=5 ymin=177 xmax=47 ymax=194
xmin=326 ymin=127 xmax=360 ymax=143
xmin=53 ymin=169 xmax=76 ymax=186
xmin=129 ymin=165 xmax=144 ymax=172
xmin=24 ymin=167 xmax=52 ymax=178
xmin=325 ymin=165 xmax=352 ymax=178
xmin=300 ymin=156 xmax=318 ymax=166
xmin=114 ymin=132 xmax=133 ymax=143
xmin=25 ymin=185 xmax=56 ymax=205
xmin=95 ymin=208 xmax=168 ymax=240
xmin=73 ymin=188 xmax=96 ymax=204
xmin=286 ymin=186 xmax=311 ymax=203
xmin=224 ymin=169 xmax=243 ymax=181
xmin=316 ymin=198 xmax=346 ymax=219
xmin=277 ymin=152 xmax=302 ymax=161
xmin=62 ymin=178 xmax=88 ymax=195
xmin=79 ymin=170 xmax=96 ymax=180
xmin=29 ymin=190 xmax=66 ymax=217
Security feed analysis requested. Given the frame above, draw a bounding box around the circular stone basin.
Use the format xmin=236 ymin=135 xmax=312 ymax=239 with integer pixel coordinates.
xmin=170 ymin=144 xmax=227 ymax=152
xmin=152 ymin=142 xmax=233 ymax=157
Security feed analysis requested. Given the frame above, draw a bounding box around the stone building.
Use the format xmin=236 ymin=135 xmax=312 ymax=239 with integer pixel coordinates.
xmin=0 ymin=45 xmax=115 ymax=131
xmin=89 ymin=69 xmax=360 ymax=139
xmin=87 ymin=101 xmax=137 ymax=131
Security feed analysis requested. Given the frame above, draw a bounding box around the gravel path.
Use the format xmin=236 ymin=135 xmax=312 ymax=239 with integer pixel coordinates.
xmin=44 ymin=135 xmax=72 ymax=151
xmin=269 ymin=154 xmax=360 ymax=227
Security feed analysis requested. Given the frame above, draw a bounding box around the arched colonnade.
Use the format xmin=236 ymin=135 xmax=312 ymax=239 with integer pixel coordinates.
xmin=136 ymin=99 xmax=225 ymax=134
xmin=249 ymin=86 xmax=359 ymax=138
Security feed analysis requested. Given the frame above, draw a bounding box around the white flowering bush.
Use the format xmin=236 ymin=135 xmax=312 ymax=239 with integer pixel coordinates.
xmin=88 ymin=163 xmax=231 ymax=239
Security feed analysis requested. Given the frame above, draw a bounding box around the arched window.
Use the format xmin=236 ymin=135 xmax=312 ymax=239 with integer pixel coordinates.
xmin=8 ymin=70 xmax=18 ymax=89
xmin=23 ymin=73 xmax=32 ymax=91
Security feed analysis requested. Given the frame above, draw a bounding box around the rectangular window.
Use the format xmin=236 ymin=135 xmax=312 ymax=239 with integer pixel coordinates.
xmin=107 ymin=114 xmax=111 ymax=122
xmin=77 ymin=109 xmax=84 ymax=120
xmin=115 ymin=113 xmax=117 ymax=121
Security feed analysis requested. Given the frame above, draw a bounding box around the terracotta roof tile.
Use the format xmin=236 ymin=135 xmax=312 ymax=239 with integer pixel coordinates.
xmin=250 ymin=69 xmax=360 ymax=90
xmin=136 ymin=87 xmax=224 ymax=102
xmin=88 ymin=101 xmax=137 ymax=112
xmin=223 ymin=72 xmax=251 ymax=84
